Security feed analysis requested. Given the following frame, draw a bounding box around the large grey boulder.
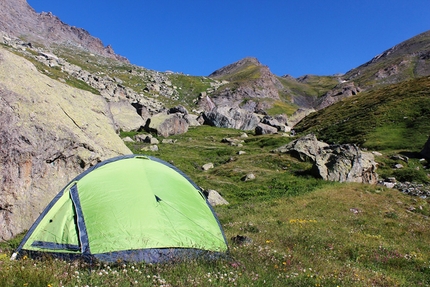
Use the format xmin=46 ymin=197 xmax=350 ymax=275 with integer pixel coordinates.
xmin=204 ymin=189 xmax=229 ymax=206
xmin=203 ymin=106 xmax=260 ymax=130
xmin=146 ymin=112 xmax=189 ymax=137
xmin=109 ymin=100 xmax=145 ymax=132
xmin=273 ymin=134 xmax=378 ymax=184
xmin=421 ymin=136 xmax=430 ymax=160
xmin=273 ymin=134 xmax=328 ymax=162
xmin=314 ymin=144 xmax=378 ymax=184
xmin=261 ymin=115 xmax=288 ymax=132
xmin=0 ymin=47 xmax=131 ymax=241
xmin=255 ymin=123 xmax=278 ymax=135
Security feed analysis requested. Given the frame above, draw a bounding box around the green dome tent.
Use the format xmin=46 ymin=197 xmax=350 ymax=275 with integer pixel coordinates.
xmin=12 ymin=155 xmax=228 ymax=263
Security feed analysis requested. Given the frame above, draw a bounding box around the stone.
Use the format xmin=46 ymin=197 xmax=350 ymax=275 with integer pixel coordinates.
xmin=313 ymin=144 xmax=378 ymax=184
xmin=184 ymin=114 xmax=201 ymax=127
xmin=108 ymin=100 xmax=145 ymax=132
xmin=273 ymin=134 xmax=378 ymax=184
xmin=241 ymin=173 xmax=256 ymax=181
xmin=136 ymin=134 xmax=159 ymax=144
xmin=161 ymin=139 xmax=177 ymax=144
xmin=273 ymin=134 xmax=328 ymax=162
xmin=168 ymin=105 xmax=188 ymax=115
xmin=122 ymin=136 xmax=134 ymax=142
xmin=202 ymin=163 xmax=214 ymax=171
xmin=141 ymin=145 xmax=159 ymax=152
xmin=391 ymin=154 xmax=409 ymax=163
xmin=146 ymin=112 xmax=189 ymax=137
xmin=203 ymin=106 xmax=260 ymax=130
xmin=261 ymin=115 xmax=288 ymax=131
xmin=255 ymin=123 xmax=278 ymax=135
xmin=204 ymin=189 xmax=229 ymax=206
xmin=221 ymin=137 xmax=244 ymax=146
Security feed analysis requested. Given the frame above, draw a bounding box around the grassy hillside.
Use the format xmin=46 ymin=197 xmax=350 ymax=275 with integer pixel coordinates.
xmin=2 ymin=126 xmax=430 ymax=286
xmin=294 ymin=76 xmax=430 ymax=151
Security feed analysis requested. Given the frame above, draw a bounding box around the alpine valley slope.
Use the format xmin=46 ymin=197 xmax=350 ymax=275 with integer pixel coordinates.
xmin=1 ymin=0 xmax=430 ymax=243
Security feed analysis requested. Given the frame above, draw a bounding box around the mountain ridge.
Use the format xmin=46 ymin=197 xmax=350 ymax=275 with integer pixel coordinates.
xmin=0 ymin=0 xmax=128 ymax=62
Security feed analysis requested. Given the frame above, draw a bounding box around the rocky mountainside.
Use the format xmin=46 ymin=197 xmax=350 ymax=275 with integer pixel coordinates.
xmin=0 ymin=0 xmax=127 ymax=62
xmin=207 ymin=57 xmax=283 ymax=112
xmin=344 ymin=30 xmax=430 ymax=88
xmin=315 ymin=30 xmax=430 ymax=110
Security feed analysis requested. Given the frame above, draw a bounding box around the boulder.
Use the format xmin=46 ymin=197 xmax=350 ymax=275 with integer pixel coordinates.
xmin=184 ymin=114 xmax=201 ymax=127
xmin=204 ymin=189 xmax=229 ymax=206
xmin=255 ymin=123 xmax=278 ymax=135
xmin=202 ymin=163 xmax=214 ymax=171
xmin=168 ymin=105 xmax=188 ymax=115
xmin=261 ymin=115 xmax=287 ymax=132
xmin=273 ymin=134 xmax=378 ymax=184
xmin=0 ymin=47 xmax=131 ymax=241
xmin=313 ymin=144 xmax=378 ymax=184
xmin=221 ymin=137 xmax=244 ymax=146
xmin=273 ymin=134 xmax=328 ymax=162
xmin=108 ymin=100 xmax=145 ymax=132
xmin=203 ymin=106 xmax=260 ymax=130
xmin=241 ymin=173 xmax=256 ymax=181
xmin=146 ymin=112 xmax=189 ymax=137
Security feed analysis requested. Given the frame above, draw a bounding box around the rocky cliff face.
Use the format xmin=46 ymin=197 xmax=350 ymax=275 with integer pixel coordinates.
xmin=0 ymin=0 xmax=127 ymax=62
xmin=0 ymin=47 xmax=131 ymax=241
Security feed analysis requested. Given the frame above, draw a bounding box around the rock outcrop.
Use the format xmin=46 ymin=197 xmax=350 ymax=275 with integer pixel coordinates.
xmin=315 ymin=82 xmax=362 ymax=110
xmin=313 ymin=144 xmax=378 ymax=184
xmin=146 ymin=112 xmax=189 ymax=137
xmin=273 ymin=134 xmax=328 ymax=162
xmin=255 ymin=123 xmax=278 ymax=135
xmin=109 ymin=101 xmax=146 ymax=132
xmin=273 ymin=134 xmax=378 ymax=184
xmin=207 ymin=57 xmax=282 ymax=112
xmin=0 ymin=47 xmax=131 ymax=241
xmin=203 ymin=107 xmax=261 ymax=130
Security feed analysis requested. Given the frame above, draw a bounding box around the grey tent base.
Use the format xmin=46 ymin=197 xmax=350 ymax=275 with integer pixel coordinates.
xmin=17 ymin=248 xmax=228 ymax=264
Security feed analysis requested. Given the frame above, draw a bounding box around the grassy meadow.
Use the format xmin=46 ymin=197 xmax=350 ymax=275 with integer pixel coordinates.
xmin=1 ymin=126 xmax=430 ymax=286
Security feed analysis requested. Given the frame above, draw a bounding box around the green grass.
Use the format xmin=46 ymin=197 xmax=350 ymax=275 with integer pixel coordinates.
xmin=1 ymin=184 xmax=429 ymax=286
xmin=3 ymin=126 xmax=429 ymax=286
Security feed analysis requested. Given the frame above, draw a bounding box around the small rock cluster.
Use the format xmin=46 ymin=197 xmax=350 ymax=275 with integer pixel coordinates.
xmin=394 ymin=182 xmax=430 ymax=198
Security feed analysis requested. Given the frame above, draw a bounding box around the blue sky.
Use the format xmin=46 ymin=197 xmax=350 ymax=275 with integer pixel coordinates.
xmin=28 ymin=0 xmax=429 ymax=77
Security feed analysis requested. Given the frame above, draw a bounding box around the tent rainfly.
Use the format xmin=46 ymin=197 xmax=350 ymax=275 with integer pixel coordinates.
xmin=11 ymin=155 xmax=228 ymax=263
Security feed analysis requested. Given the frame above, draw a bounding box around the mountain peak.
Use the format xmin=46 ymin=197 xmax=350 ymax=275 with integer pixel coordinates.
xmin=0 ymin=0 xmax=128 ymax=62
xmin=208 ymin=57 xmax=262 ymax=78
